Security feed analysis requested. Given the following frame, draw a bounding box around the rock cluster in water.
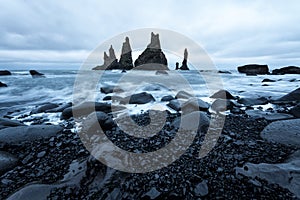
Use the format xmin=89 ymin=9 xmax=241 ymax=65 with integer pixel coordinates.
xmin=93 ymin=32 xmax=170 ymax=70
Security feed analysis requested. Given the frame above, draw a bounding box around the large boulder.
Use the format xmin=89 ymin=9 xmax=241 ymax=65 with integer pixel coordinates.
xmin=245 ymin=110 xmax=294 ymax=121
xmin=290 ymin=103 xmax=300 ymax=118
xmin=181 ymin=98 xmax=209 ymax=113
xmin=0 ymin=81 xmax=7 ymax=87
xmin=120 ymin=92 xmax=155 ymax=104
xmin=236 ymin=160 xmax=300 ymax=198
xmin=210 ymin=99 xmax=234 ymax=112
xmin=272 ymin=66 xmax=300 ymax=75
xmin=210 ymin=90 xmax=235 ymax=99
xmin=167 ymin=99 xmax=182 ymax=111
xmin=237 ymin=64 xmax=269 ymax=75
xmin=61 ymin=102 xmax=125 ymax=119
xmin=0 ymin=125 xmax=63 ymax=146
xmin=134 ymin=32 xmax=168 ymax=70
xmin=172 ymin=111 xmax=209 ymax=132
xmin=276 ymin=87 xmax=300 ymax=102
xmin=46 ymin=102 xmax=72 ymax=113
xmin=0 ymin=117 xmax=26 ymax=127
xmin=238 ymin=97 xmax=269 ymax=106
xmin=82 ymin=112 xmax=115 ymax=131
xmin=0 ymin=70 xmax=11 ymax=76
xmin=30 ymin=103 xmax=59 ymax=114
xmin=100 ymin=86 xmax=124 ymax=94
xmin=175 ymin=91 xmax=193 ymax=99
xmin=29 ymin=70 xmax=45 ymax=78
xmin=0 ymin=151 xmax=18 ymax=174
xmin=119 ymin=37 xmax=133 ymax=70
xmin=260 ymin=119 xmax=300 ymax=147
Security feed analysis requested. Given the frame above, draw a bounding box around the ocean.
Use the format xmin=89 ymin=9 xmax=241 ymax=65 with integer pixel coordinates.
xmin=0 ymin=69 xmax=299 ymax=121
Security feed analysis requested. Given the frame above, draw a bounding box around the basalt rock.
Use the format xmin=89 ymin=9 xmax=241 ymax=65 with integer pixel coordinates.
xmin=0 ymin=70 xmax=11 ymax=76
xmin=272 ymin=66 xmax=300 ymax=75
xmin=179 ymin=48 xmax=189 ymax=70
xmin=0 ymin=81 xmax=7 ymax=87
xmin=134 ymin=32 xmax=168 ymax=70
xmin=93 ymin=45 xmax=120 ymax=70
xmin=119 ymin=37 xmax=133 ymax=70
xmin=29 ymin=70 xmax=45 ymax=78
xmin=237 ymin=64 xmax=269 ymax=75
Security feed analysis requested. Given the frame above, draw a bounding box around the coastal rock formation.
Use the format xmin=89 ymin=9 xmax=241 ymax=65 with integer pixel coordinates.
xmin=276 ymin=87 xmax=300 ymax=102
xmin=0 ymin=82 xmax=7 ymax=87
xmin=0 ymin=70 xmax=11 ymax=76
xmin=119 ymin=37 xmax=133 ymax=70
xmin=93 ymin=45 xmax=120 ymax=70
xmin=179 ymin=48 xmax=189 ymax=70
xmin=134 ymin=32 xmax=168 ymax=70
xmin=29 ymin=70 xmax=45 ymax=78
xmin=237 ymin=64 xmax=269 ymax=75
xmin=120 ymin=92 xmax=155 ymax=104
xmin=272 ymin=66 xmax=300 ymax=75
xmin=210 ymin=90 xmax=235 ymax=99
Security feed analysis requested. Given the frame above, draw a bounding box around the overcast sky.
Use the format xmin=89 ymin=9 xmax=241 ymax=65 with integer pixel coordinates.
xmin=1 ymin=0 xmax=300 ymax=70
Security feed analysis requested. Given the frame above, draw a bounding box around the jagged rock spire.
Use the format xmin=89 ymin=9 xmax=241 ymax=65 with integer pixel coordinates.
xmin=180 ymin=48 xmax=189 ymax=70
xmin=147 ymin=32 xmax=161 ymax=49
xmin=119 ymin=37 xmax=133 ymax=70
xmin=109 ymin=45 xmax=117 ymax=60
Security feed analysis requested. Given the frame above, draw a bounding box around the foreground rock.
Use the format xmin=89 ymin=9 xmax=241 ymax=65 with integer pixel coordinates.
xmin=0 ymin=70 xmax=11 ymax=76
xmin=211 ymin=99 xmax=235 ymax=112
xmin=172 ymin=111 xmax=209 ymax=131
xmin=0 ymin=125 xmax=63 ymax=146
xmin=181 ymin=98 xmax=209 ymax=113
xmin=0 ymin=151 xmax=18 ymax=174
xmin=134 ymin=32 xmax=168 ymax=70
xmin=120 ymin=92 xmax=155 ymax=104
xmin=238 ymin=97 xmax=269 ymax=106
xmin=82 ymin=112 xmax=115 ymax=131
xmin=245 ymin=110 xmax=294 ymax=121
xmin=290 ymin=103 xmax=300 ymax=118
xmin=272 ymin=66 xmax=300 ymax=75
xmin=0 ymin=117 xmax=26 ymax=128
xmin=260 ymin=119 xmax=300 ymax=147
xmin=0 ymin=82 xmax=7 ymax=87
xmin=100 ymin=86 xmax=124 ymax=94
xmin=275 ymin=87 xmax=300 ymax=102
xmin=237 ymin=64 xmax=269 ymax=75
xmin=29 ymin=70 xmax=45 ymax=78
xmin=61 ymin=102 xmax=125 ymax=119
xmin=236 ymin=160 xmax=300 ymax=198
xmin=210 ymin=90 xmax=235 ymax=99
xmin=31 ymin=103 xmax=59 ymax=114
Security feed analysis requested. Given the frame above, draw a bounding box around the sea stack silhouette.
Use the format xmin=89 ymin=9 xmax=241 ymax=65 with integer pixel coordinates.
xmin=179 ymin=48 xmax=189 ymax=70
xmin=93 ymin=32 xmax=169 ymax=70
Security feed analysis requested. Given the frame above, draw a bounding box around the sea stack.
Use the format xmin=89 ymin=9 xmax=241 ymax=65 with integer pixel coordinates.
xmin=119 ymin=37 xmax=133 ymax=70
xmin=93 ymin=45 xmax=120 ymax=70
xmin=134 ymin=32 xmax=169 ymax=70
xmin=180 ymin=48 xmax=189 ymax=70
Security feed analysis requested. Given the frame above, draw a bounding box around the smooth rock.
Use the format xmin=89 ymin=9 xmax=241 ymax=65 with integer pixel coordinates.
xmin=236 ymin=160 xmax=300 ymax=198
xmin=31 ymin=103 xmax=59 ymax=114
xmin=155 ymin=70 xmax=168 ymax=75
xmin=276 ymin=87 xmax=300 ymax=102
xmin=175 ymin=91 xmax=193 ymax=99
xmin=181 ymin=97 xmax=209 ymax=113
xmin=121 ymin=92 xmax=155 ymax=104
xmin=237 ymin=64 xmax=269 ymax=75
xmin=0 ymin=125 xmax=63 ymax=146
xmin=61 ymin=102 xmax=125 ymax=119
xmin=82 ymin=111 xmax=115 ymax=132
xmin=0 ymin=151 xmax=18 ymax=174
xmin=167 ymin=99 xmax=182 ymax=111
xmin=172 ymin=111 xmax=209 ymax=131
xmin=211 ymin=99 xmax=234 ymax=112
xmin=29 ymin=70 xmax=45 ymax=78
xmin=210 ymin=90 xmax=235 ymax=99
xmin=261 ymin=119 xmax=300 ymax=147
xmin=0 ymin=82 xmax=7 ymax=87
xmin=272 ymin=66 xmax=300 ymax=75
xmin=262 ymin=78 xmax=276 ymax=83
xmin=100 ymin=86 xmax=124 ymax=94
xmin=238 ymin=97 xmax=269 ymax=106
xmin=0 ymin=70 xmax=11 ymax=76
xmin=290 ymin=103 xmax=300 ymax=118
xmin=246 ymin=110 xmax=294 ymax=121
xmin=161 ymin=95 xmax=174 ymax=102
xmin=46 ymin=102 xmax=72 ymax=113
xmin=0 ymin=117 xmax=25 ymax=127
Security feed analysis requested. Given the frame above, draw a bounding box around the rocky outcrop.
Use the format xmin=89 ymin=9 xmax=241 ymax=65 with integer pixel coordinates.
xmin=0 ymin=70 xmax=11 ymax=76
xmin=0 ymin=82 xmax=7 ymax=87
xmin=119 ymin=37 xmax=133 ymax=70
xmin=210 ymin=90 xmax=235 ymax=99
xmin=134 ymin=32 xmax=168 ymax=70
xmin=29 ymin=70 xmax=45 ymax=78
xmin=272 ymin=66 xmax=300 ymax=75
xmin=237 ymin=64 xmax=269 ymax=75
xmin=276 ymin=87 xmax=300 ymax=102
xmin=179 ymin=48 xmax=189 ymax=70
xmin=93 ymin=45 xmax=120 ymax=70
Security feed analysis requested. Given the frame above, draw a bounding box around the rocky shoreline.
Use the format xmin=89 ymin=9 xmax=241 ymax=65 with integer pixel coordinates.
xmin=0 ymin=84 xmax=300 ymax=199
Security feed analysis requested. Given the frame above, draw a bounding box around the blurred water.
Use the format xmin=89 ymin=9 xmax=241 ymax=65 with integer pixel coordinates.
xmin=0 ymin=69 xmax=299 ymax=117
